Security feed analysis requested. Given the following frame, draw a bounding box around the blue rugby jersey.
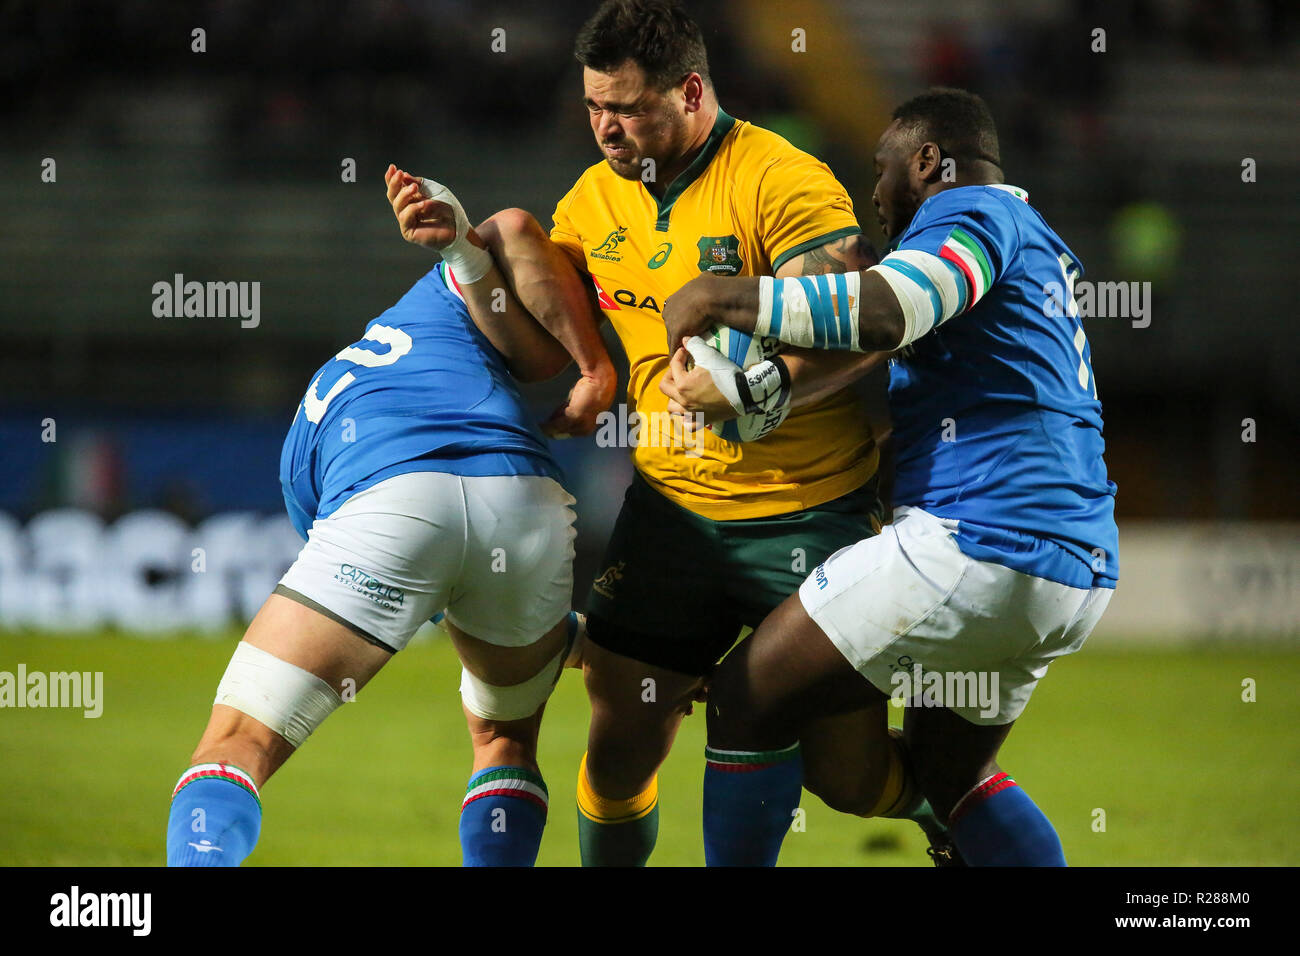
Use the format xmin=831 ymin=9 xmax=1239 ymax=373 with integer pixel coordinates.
xmin=886 ymin=184 xmax=1118 ymax=589
xmin=280 ymin=263 xmax=560 ymax=538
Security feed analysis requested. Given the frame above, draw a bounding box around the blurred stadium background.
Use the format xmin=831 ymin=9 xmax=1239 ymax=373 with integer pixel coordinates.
xmin=1 ymin=0 xmax=1296 ymax=865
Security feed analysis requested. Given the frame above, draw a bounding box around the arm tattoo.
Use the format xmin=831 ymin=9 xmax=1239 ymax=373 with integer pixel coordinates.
xmin=795 ymin=234 xmax=877 ymax=276
xmin=801 ymin=239 xmax=847 ymax=274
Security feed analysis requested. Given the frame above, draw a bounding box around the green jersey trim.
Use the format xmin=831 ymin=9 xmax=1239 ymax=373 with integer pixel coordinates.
xmin=649 ymin=108 xmax=737 ymax=232
xmin=771 ymin=226 xmax=863 ymax=274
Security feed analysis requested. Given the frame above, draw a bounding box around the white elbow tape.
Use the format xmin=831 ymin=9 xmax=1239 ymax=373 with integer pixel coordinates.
xmin=869 ymin=249 xmax=970 ymax=348
xmin=213 ymin=641 xmax=342 ymax=749
xmin=459 ymin=644 xmax=568 ymax=722
xmin=418 ymin=178 xmax=493 ymax=284
xmin=754 ymin=272 xmax=863 ymax=351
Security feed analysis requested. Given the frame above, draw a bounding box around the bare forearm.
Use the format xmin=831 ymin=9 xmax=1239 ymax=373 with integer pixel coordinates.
xmin=476 ymin=215 xmax=613 ymax=380
xmin=778 ymin=348 xmax=888 ymax=409
xmin=662 ymin=273 xmax=761 ymax=352
xmin=453 ymin=230 xmax=571 ymax=382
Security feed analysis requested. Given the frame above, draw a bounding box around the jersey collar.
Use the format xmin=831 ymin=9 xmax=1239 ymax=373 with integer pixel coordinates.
xmin=648 ymin=107 xmax=736 ymax=231
xmin=988 ymin=183 xmax=1029 ymax=202
xmin=895 ymin=182 xmax=1031 ymax=251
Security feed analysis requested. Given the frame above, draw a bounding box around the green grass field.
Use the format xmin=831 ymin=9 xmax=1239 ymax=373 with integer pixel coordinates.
xmin=1 ymin=631 xmax=1296 ymax=866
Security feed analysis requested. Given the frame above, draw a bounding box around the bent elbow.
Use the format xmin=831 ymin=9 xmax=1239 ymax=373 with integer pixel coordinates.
xmin=858 ymin=305 xmax=905 ymax=352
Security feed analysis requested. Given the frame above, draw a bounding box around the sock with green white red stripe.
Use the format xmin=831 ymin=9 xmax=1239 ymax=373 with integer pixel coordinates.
xmin=948 ymin=771 xmax=1066 ymax=866
xmin=460 ymin=766 xmax=548 ymax=866
xmin=703 ymin=743 xmax=802 ymax=866
xmin=167 ymin=763 xmax=262 ymax=866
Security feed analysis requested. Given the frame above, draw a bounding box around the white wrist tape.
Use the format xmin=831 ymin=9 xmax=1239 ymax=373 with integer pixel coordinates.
xmin=214 ymin=641 xmax=342 ymax=749
xmin=754 ymin=272 xmax=863 ymax=351
xmin=418 ymin=178 xmax=493 ymax=284
xmin=683 ymin=337 xmax=792 ymax=442
xmin=684 ymin=336 xmax=746 ymax=415
xmin=727 ymin=357 xmax=792 ymax=442
xmin=737 ymin=357 xmax=792 ymax=416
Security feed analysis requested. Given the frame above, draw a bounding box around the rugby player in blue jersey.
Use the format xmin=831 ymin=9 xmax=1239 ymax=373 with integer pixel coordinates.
xmin=661 ymin=89 xmax=1119 ymax=866
xmin=165 ymin=167 xmax=614 ymax=867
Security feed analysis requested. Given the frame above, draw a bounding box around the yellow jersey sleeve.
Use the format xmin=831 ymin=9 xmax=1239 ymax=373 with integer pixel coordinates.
xmin=548 ymin=171 xmax=590 ymax=273
xmin=750 ymin=147 xmax=862 ymax=274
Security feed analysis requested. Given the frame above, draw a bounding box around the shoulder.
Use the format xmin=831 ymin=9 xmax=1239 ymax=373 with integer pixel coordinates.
xmin=726 ymin=118 xmax=792 ymax=158
xmin=573 ymin=159 xmax=618 ymax=191
xmin=725 ymin=118 xmax=835 ymax=182
xmin=724 ymin=121 xmax=853 ymax=231
xmin=726 ymin=117 xmax=818 ymax=161
xmin=555 ymin=160 xmax=621 ymax=213
xmin=922 ymin=184 xmax=1015 ymax=217
xmin=376 ymin=265 xmax=461 ymax=322
xmin=904 ymin=186 xmax=1032 ymax=246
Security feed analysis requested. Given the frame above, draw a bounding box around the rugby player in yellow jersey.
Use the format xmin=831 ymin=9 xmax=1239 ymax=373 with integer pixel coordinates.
xmin=409 ymin=0 xmax=954 ymax=865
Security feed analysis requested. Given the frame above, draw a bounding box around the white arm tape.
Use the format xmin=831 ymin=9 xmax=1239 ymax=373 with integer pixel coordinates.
xmin=418 ymin=178 xmax=493 ymax=284
xmin=754 ymin=272 xmax=864 ymax=351
xmin=868 ymin=249 xmax=970 ymax=348
xmin=214 ymin=641 xmax=342 ymax=749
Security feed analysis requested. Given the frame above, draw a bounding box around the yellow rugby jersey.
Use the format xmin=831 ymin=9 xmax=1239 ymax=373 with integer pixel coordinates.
xmin=550 ymin=108 xmax=878 ymax=519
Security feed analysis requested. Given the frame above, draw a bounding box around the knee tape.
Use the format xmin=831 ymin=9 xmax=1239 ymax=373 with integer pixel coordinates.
xmin=459 ymin=644 xmax=568 ymax=722
xmin=214 ymin=641 xmax=342 ymax=748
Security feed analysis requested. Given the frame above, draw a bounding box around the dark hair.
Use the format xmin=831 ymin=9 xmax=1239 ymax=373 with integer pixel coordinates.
xmin=574 ymin=0 xmax=711 ymax=91
xmin=891 ymin=88 xmax=1001 ymax=166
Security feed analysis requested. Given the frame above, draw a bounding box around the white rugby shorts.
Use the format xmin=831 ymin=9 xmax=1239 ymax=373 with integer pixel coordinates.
xmin=277 ymin=472 xmax=575 ymax=651
xmin=799 ymin=506 xmax=1111 ymax=725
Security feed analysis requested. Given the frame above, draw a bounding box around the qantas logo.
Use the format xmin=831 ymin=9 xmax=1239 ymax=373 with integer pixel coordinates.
xmin=590 ymin=277 xmax=661 ymax=313
xmin=592 ymin=276 xmax=620 ymax=310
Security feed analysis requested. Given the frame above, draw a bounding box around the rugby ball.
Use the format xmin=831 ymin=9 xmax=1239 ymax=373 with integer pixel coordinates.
xmin=698 ymin=324 xmax=785 ymax=443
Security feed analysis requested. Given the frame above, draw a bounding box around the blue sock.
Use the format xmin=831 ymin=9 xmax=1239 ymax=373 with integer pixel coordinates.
xmin=459 ymin=767 xmax=549 ymax=866
xmin=167 ymin=764 xmax=262 ymax=866
xmin=948 ymin=772 xmax=1066 ymax=866
xmin=703 ymin=743 xmax=802 ymax=866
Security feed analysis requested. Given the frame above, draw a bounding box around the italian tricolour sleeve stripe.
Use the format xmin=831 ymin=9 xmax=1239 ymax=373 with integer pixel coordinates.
xmin=441 ymin=263 xmax=467 ymax=303
xmin=939 ymin=227 xmax=992 ymax=307
xmin=884 ymin=249 xmax=969 ymax=319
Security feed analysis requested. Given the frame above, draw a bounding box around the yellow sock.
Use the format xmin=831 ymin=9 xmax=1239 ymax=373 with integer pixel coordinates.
xmin=576 ymin=752 xmax=658 ymax=823
xmin=576 ymin=753 xmax=660 ymax=866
